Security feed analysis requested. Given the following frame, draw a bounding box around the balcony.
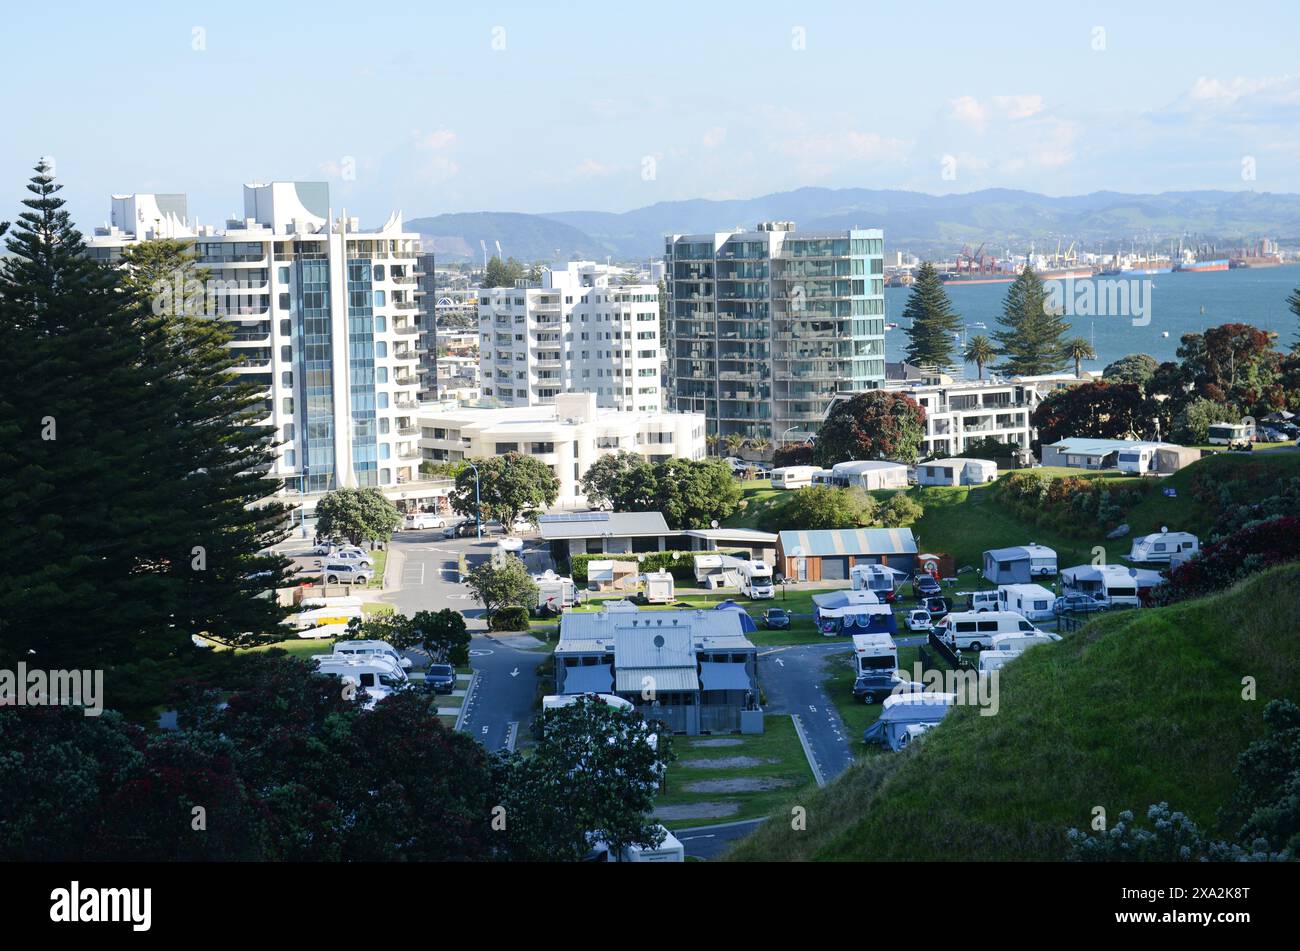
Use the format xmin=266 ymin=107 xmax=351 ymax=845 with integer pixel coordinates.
xmin=393 ymin=323 xmax=420 ymax=335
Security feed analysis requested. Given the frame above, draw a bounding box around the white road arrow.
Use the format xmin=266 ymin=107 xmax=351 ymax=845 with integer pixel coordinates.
xmin=510 ymin=667 xmax=520 ymax=678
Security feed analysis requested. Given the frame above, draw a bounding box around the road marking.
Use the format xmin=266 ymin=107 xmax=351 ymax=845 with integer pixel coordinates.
xmin=504 ymin=721 xmax=519 ymax=752
xmin=469 ymin=649 xmax=494 ymax=657
xmin=775 ymin=658 xmax=785 ymax=667
xmin=510 ymin=667 xmax=519 ymax=678
xmin=808 ymin=705 xmax=817 ymax=713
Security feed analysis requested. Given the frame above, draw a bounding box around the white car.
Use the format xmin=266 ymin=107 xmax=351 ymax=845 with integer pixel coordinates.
xmin=403 ymin=512 xmax=446 ymax=531
xmin=906 ymin=609 xmax=933 ymax=632
xmin=333 ymin=549 xmax=374 ymax=568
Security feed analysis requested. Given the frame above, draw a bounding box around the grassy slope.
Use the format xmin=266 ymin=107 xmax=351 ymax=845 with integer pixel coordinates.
xmin=726 ymin=562 xmax=1300 ymax=861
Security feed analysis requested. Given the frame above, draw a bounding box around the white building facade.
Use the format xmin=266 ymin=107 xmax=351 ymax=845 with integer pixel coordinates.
xmin=877 ymin=376 xmax=1039 ymax=457
xmin=417 ymin=393 xmax=705 ymax=507
xmin=86 ymin=182 xmax=427 ymax=496
xmin=478 ymin=261 xmax=662 ymax=413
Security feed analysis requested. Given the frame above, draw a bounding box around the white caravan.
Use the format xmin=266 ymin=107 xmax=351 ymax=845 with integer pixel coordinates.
xmin=936 ymin=611 xmax=1039 ymax=652
xmin=1128 ymin=531 xmax=1199 ymax=564
xmin=642 ymin=570 xmax=676 ymax=605
xmin=852 ymin=632 xmax=899 ymax=677
xmin=996 ymin=584 xmax=1057 ymax=622
xmin=770 ymin=465 xmax=820 ymax=490
xmin=990 ymin=631 xmax=1061 ymax=652
xmin=851 ymin=563 xmax=902 ymax=602
xmin=978 ymin=650 xmax=1021 ymax=673
xmin=330 ymin=639 xmax=413 ymax=669
xmin=738 ymin=560 xmax=775 ymax=599
xmin=533 ymin=570 xmax=578 ymax=615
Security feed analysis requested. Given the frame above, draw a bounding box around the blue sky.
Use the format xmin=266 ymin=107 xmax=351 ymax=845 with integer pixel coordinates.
xmin=4 ymin=0 xmax=1300 ymax=227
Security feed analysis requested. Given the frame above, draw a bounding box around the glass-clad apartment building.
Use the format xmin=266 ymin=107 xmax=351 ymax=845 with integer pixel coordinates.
xmin=664 ymin=222 xmax=885 ymax=443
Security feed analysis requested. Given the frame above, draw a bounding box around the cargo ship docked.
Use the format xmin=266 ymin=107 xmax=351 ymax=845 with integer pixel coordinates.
xmin=1175 ymin=244 xmax=1229 ymax=273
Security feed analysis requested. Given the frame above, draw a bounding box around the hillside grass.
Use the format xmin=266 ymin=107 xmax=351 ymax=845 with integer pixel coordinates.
xmin=724 ymin=562 xmax=1300 ymax=861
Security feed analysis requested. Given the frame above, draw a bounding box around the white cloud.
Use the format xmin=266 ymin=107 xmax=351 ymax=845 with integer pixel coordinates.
xmin=412 ymin=128 xmax=457 ymax=151
xmin=949 ymin=96 xmax=986 ymax=126
xmin=992 ymin=94 xmax=1045 ymax=120
xmin=702 ymin=126 xmax=727 ymax=149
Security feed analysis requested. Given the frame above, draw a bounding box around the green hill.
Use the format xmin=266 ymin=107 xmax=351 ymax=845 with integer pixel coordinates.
xmin=726 ymin=562 xmax=1300 ymax=861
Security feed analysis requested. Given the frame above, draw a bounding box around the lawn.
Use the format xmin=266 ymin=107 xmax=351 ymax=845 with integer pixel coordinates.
xmin=726 ymin=479 xmax=789 ymax=529
xmin=653 ymin=715 xmax=817 ymax=830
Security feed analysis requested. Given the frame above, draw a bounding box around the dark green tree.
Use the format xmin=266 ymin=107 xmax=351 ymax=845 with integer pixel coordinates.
xmin=315 ymin=486 xmax=402 ymax=545
xmin=450 ymin=453 xmax=559 ymax=528
xmin=579 ymin=450 xmax=647 ymax=508
xmin=902 ymin=262 xmax=963 ymax=368
xmin=480 ymin=255 xmax=525 ymax=289
xmin=465 ymin=557 xmax=537 ymax=619
xmin=813 ymin=391 xmax=926 ymax=466
xmin=1103 ymin=353 xmax=1159 ymax=391
xmin=992 ymin=267 xmax=1070 ymax=376
xmin=0 ymin=161 xmax=291 ymax=669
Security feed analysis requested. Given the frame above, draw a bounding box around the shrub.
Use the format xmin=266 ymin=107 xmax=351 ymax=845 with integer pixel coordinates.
xmin=1153 ymin=515 xmax=1300 ymax=605
xmin=489 ymin=606 xmax=530 ymax=632
xmin=569 ymin=550 xmax=726 ymax=584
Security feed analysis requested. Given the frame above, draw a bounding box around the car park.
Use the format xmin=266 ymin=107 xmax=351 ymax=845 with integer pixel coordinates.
xmin=923 ymin=596 xmax=951 ymax=621
xmin=761 ymin=608 xmax=791 ymax=630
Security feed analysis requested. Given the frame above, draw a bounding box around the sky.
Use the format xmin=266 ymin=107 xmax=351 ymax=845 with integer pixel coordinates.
xmin=4 ymin=0 xmax=1300 ymax=229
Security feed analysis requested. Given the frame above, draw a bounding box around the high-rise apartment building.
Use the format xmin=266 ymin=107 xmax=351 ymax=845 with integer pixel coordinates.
xmin=477 ymin=261 xmax=661 ymax=412
xmin=664 ymin=222 xmax=886 ymax=443
xmin=86 ymin=182 xmax=427 ymax=495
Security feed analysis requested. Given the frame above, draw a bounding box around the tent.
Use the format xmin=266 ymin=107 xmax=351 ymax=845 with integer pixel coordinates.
xmin=811 ymin=591 xmax=898 ymax=635
xmin=713 ymin=599 xmax=757 ymax=633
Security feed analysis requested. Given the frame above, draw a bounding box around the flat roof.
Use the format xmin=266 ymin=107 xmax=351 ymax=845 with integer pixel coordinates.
xmin=538 ymin=511 xmax=671 ymax=540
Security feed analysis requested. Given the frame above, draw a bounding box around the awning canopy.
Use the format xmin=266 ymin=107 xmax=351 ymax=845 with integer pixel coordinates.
xmin=562 ymin=664 xmax=614 ymax=695
xmin=699 ymin=662 xmax=752 ymax=691
xmin=616 ymin=666 xmax=698 ymax=693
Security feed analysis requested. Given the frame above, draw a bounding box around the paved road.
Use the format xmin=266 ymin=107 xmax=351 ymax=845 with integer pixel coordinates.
xmin=758 ymin=642 xmax=856 ymax=782
xmin=676 ymin=818 xmax=766 ymax=860
xmin=378 ymin=529 xmax=547 ymax=751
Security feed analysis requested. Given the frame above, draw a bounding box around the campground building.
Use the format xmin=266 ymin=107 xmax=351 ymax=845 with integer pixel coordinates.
xmin=916 ymin=457 xmax=998 ymax=486
xmin=776 ymin=527 xmax=918 ymax=582
xmin=1041 ymin=438 xmax=1199 ymax=473
xmin=554 ymin=605 xmax=763 ymax=735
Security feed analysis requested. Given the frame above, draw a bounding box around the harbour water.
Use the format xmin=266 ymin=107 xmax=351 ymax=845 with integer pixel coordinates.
xmin=884 ymin=263 xmax=1300 ymax=372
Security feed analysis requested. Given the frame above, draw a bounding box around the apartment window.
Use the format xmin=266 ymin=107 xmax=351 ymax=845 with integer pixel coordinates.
xmin=495 ymin=442 xmax=520 ymax=454
xmin=280 ymin=345 xmax=292 ymax=362
xmin=282 ymin=397 xmax=294 ymax=414
xmin=278 ymin=292 xmax=291 ymax=311
xmin=528 ymin=442 xmax=555 ymax=454
xmin=373 ymin=290 xmax=386 ymax=307
xmin=278 ymin=267 xmax=290 ymax=284
xmin=379 ymin=444 xmax=391 ymax=460
xmin=376 ymin=367 xmax=388 ymax=383
xmin=374 ymin=265 xmax=385 ymax=281
xmin=376 ymin=341 xmax=388 ymax=358
xmin=284 ymin=449 xmax=296 ymax=468
xmin=281 ymin=371 xmax=293 ymax=387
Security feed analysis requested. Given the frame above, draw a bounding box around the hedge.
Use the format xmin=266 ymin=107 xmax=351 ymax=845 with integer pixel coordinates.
xmin=488 ymin=606 xmax=530 ymax=632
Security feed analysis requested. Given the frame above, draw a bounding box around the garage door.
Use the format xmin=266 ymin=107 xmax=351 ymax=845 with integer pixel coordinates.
xmin=821 ymin=557 xmax=849 ymax=581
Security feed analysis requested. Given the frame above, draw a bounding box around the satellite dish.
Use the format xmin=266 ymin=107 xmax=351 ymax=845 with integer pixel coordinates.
xmin=653 ymin=634 xmax=665 ymax=648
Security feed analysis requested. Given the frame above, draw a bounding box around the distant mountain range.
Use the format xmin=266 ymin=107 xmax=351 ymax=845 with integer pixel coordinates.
xmin=408 ymin=187 xmax=1300 ymax=263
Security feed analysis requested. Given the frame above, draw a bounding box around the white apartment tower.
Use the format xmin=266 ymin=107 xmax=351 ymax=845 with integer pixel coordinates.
xmin=86 ymin=182 xmax=427 ymax=495
xmin=478 ymin=261 xmax=662 ymax=412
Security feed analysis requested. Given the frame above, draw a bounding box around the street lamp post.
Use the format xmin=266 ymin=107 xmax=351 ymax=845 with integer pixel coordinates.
xmin=300 ymin=466 xmax=310 ymax=539
xmin=780 ymin=425 xmax=801 ymax=447
xmin=466 ymin=462 xmax=482 ymax=540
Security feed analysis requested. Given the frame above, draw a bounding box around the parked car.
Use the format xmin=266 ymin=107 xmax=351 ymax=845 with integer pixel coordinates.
xmin=923 ymin=596 xmax=951 ymax=621
xmin=905 ymin=609 xmax=933 ymax=632
xmin=1053 ymin=593 xmax=1109 ymax=614
xmin=403 ymin=512 xmax=446 ymax=531
xmin=761 ymin=608 xmax=791 ymax=630
xmin=332 ymin=549 xmax=374 ymax=568
xmin=913 ymin=574 xmax=942 ymax=600
xmin=423 ymin=664 xmax=457 ymax=694
xmin=321 ymin=562 xmax=373 ymax=585
xmin=455 ymin=521 xmax=480 ymax=538
xmin=308 ymin=542 xmax=335 ymax=557
xmin=1257 ymin=427 xmax=1286 ymax=443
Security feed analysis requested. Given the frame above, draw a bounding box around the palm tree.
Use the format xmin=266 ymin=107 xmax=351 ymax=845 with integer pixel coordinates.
xmin=722 ymin=433 xmax=747 ymax=456
xmin=964 ymin=335 xmax=996 ymax=380
xmin=705 ymin=434 xmax=720 ymax=456
xmin=1065 ymin=337 xmax=1097 ymax=379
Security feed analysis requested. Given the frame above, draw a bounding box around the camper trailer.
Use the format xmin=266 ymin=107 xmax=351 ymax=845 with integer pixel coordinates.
xmin=1128 ymin=531 xmax=1199 ymax=564
xmin=936 ymin=610 xmax=1039 ymax=651
xmin=533 ymin=570 xmax=578 ymax=615
xmin=693 ymin=553 xmax=748 ymax=590
xmin=587 ymin=825 xmax=685 ymax=863
xmin=996 ymin=584 xmax=1057 ymax=622
xmin=287 ymin=597 xmax=364 ymax=638
xmin=990 ymin=631 xmax=1061 ymax=652
xmin=863 ymin=692 xmax=956 ymax=751
xmin=642 ymin=569 xmax=676 ymax=605
xmin=812 ymin=590 xmax=897 ymax=636
xmin=978 ymin=650 xmax=1020 ymax=673
xmin=770 ymin=465 xmax=820 ymax=489
xmin=851 ymin=563 xmax=901 ymax=602
xmin=982 ymin=545 xmax=1057 ymax=584
xmin=738 ymin=560 xmax=775 ymax=599
xmin=329 ymin=639 xmax=413 ymax=669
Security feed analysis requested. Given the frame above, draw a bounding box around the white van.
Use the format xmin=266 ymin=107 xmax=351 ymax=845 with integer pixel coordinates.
xmin=989 ymin=631 xmax=1061 ymax=652
xmin=968 ymin=590 xmax=1000 ymax=612
xmin=403 ymin=511 xmax=446 ymax=531
xmin=770 ymin=465 xmax=820 ymax=490
xmin=330 ymin=639 xmax=413 ymax=669
xmin=936 ymin=610 xmax=1039 ymax=651
xmin=997 ymin=584 xmax=1057 ymax=621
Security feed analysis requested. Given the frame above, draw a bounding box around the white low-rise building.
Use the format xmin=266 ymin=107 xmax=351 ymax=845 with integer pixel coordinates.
xmin=916 ymin=457 xmax=998 ymax=486
xmin=875 ymin=375 xmax=1039 ymax=458
xmin=417 ymin=392 xmax=706 ymax=507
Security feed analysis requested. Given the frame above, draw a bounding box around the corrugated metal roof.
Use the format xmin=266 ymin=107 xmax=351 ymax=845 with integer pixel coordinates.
xmin=538 ymin=511 xmax=671 ymax=539
xmin=778 ymin=528 xmax=917 ymax=558
xmin=683 ymin=528 xmax=778 ymax=542
xmin=614 ymin=626 xmax=695 ymax=668
xmin=616 ymin=666 xmax=698 ymax=693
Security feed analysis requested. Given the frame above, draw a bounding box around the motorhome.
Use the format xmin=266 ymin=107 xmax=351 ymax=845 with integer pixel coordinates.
xmin=313 ymin=656 xmax=409 ymax=707
xmin=738 ymin=560 xmax=775 ymax=599
xmin=1208 ymin=422 xmax=1254 ymax=445
xmin=533 ymin=570 xmax=578 ymax=615
xmin=851 ymin=632 xmax=901 ymax=703
xmin=851 ymin=563 xmax=901 ymax=602
xmin=1061 ymin=564 xmax=1165 ymax=608
xmin=330 ymin=639 xmax=413 ymax=669
xmin=990 ymin=631 xmax=1061 ymax=652
xmin=936 ymin=610 xmax=1039 ymax=651
xmin=693 ymin=553 xmax=746 ymax=590
xmin=863 ymin=692 xmax=956 ymax=751
xmin=770 ymin=465 xmax=820 ymax=490
xmin=587 ymin=825 xmax=685 ymax=863
xmin=642 ymin=569 xmax=675 ymax=605
xmin=996 ymin=583 xmax=1057 ymax=622
xmin=496 ymin=536 xmax=524 ymax=560
xmin=1128 ymin=531 xmax=1199 ymax=564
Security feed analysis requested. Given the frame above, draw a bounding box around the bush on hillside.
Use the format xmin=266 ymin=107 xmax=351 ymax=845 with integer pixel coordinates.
xmin=1153 ymin=515 xmax=1300 ymax=605
xmin=996 ymin=471 xmax=1146 ymax=535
